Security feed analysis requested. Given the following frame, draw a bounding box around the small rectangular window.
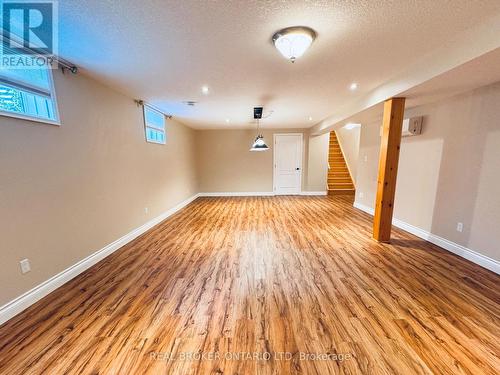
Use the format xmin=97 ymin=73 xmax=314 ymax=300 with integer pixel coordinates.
xmin=0 ymin=63 xmax=59 ymax=125
xmin=143 ymin=105 xmax=166 ymax=144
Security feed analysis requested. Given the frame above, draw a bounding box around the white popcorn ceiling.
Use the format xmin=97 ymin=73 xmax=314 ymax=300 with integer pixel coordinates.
xmin=58 ymin=0 xmax=500 ymax=129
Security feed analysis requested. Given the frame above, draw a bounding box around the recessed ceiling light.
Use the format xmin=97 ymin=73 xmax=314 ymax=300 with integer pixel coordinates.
xmin=272 ymin=26 xmax=316 ymax=63
xmin=201 ymin=85 xmax=210 ymax=95
xmin=308 ymin=116 xmax=313 ymax=121
xmin=225 ymin=118 xmax=230 ymax=123
xmin=350 ymin=83 xmax=358 ymax=91
xmin=344 ymin=123 xmax=361 ymax=130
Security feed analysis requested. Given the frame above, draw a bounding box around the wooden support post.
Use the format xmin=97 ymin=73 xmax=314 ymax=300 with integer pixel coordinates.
xmin=373 ymin=97 xmax=405 ymax=242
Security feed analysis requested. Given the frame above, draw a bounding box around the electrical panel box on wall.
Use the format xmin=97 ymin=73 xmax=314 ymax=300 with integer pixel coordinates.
xmin=402 ymin=116 xmax=423 ymax=137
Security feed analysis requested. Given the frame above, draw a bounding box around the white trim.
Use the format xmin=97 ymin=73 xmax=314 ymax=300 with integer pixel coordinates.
xmin=353 ymin=202 xmax=375 ymax=215
xmin=0 ymin=193 xmax=200 ymax=325
xmin=0 ymin=68 xmax=61 ymax=126
xmin=198 ymin=191 xmax=327 ymax=197
xmin=143 ymin=105 xmax=166 ymax=145
xmin=199 ymin=192 xmax=275 ymax=197
xmin=0 ymin=110 xmax=61 ymax=126
xmin=273 ymin=133 xmax=304 ymax=195
xmin=353 ymin=201 xmax=499 ymax=274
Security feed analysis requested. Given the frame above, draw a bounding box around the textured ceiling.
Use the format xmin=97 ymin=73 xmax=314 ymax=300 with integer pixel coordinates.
xmin=59 ymin=0 xmax=500 ymax=129
xmin=332 ymin=48 xmax=500 ymax=131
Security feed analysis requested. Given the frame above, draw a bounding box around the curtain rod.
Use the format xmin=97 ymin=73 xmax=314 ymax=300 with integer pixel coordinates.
xmin=134 ymin=100 xmax=173 ymax=119
xmin=0 ymin=31 xmax=78 ymax=74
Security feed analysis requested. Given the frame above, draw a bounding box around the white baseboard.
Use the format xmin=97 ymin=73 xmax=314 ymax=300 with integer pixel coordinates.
xmin=0 ymin=193 xmax=200 ymax=325
xmin=353 ymin=201 xmax=499 ymax=274
xmin=198 ymin=191 xmax=327 ymax=197
xmin=353 ymin=202 xmax=374 ymax=215
xmin=198 ymin=192 xmax=275 ymax=197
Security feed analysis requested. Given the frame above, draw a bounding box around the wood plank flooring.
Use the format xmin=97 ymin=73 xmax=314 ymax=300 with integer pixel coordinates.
xmin=0 ymin=196 xmax=499 ymax=374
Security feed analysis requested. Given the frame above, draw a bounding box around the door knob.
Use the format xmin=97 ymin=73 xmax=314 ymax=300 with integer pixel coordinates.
xmin=296 ymin=168 xmax=300 ymax=170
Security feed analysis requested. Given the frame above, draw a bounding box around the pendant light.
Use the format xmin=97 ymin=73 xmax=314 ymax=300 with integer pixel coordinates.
xmin=250 ymin=119 xmax=269 ymax=152
xmin=272 ymin=26 xmax=317 ymax=63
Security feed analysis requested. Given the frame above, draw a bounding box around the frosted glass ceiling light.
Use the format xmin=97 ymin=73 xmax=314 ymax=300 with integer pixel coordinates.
xmin=272 ymin=26 xmax=316 ymax=63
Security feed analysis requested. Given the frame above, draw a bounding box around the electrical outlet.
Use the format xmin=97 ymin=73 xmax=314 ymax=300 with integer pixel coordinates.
xmin=456 ymin=222 xmax=463 ymax=233
xmin=20 ymin=259 xmax=31 ymax=274
xmin=144 ymin=207 xmax=149 ymax=214
xmin=364 ymin=155 xmax=368 ymax=162
xmin=359 ymin=192 xmax=364 ymax=198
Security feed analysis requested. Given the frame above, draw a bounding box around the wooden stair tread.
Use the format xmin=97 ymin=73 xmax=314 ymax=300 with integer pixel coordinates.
xmin=327 ymin=131 xmax=355 ymax=195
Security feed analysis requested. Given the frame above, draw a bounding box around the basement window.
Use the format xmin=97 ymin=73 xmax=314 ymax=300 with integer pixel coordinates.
xmin=0 ymin=66 xmax=59 ymax=125
xmin=143 ymin=105 xmax=166 ymax=144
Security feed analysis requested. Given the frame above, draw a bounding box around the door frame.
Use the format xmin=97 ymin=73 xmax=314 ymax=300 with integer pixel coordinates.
xmin=273 ymin=133 xmax=304 ymax=195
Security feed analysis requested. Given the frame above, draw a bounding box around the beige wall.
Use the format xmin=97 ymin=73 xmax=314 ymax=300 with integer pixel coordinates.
xmin=336 ymin=126 xmax=360 ymax=184
xmin=306 ymin=132 xmax=329 ymax=191
xmin=0 ymin=70 xmax=198 ymax=306
xmin=2 ymin=69 xmax=498 ymax=313
xmin=355 ymin=82 xmax=500 ymax=261
xmin=0 ymin=74 xmax=331 ymax=309
xmin=196 ymin=129 xmax=327 ymax=193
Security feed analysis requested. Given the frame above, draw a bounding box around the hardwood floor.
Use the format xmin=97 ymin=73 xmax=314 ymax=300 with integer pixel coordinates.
xmin=0 ymin=196 xmax=499 ymax=374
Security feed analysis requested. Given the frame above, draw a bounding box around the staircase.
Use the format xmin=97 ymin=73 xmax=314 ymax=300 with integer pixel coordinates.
xmin=327 ymin=131 xmax=355 ymax=195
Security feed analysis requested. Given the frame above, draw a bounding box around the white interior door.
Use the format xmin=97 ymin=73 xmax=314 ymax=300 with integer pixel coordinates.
xmin=273 ymin=134 xmax=303 ymax=195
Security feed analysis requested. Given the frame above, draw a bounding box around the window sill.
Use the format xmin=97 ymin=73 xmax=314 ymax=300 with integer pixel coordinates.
xmin=0 ymin=110 xmax=61 ymax=126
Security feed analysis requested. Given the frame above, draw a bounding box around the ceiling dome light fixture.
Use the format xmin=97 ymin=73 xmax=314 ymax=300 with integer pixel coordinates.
xmin=272 ymin=26 xmax=317 ymax=63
